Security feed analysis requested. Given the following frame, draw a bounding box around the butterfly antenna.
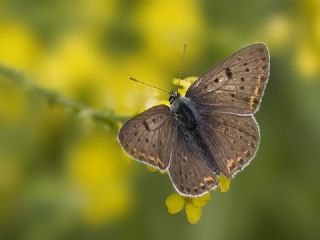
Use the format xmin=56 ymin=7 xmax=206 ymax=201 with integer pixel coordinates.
xmin=178 ymin=42 xmax=188 ymax=87
xmin=128 ymin=77 xmax=170 ymax=95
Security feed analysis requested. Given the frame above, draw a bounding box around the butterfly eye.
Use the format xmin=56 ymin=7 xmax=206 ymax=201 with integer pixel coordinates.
xmin=169 ymin=92 xmax=180 ymax=104
xmin=169 ymin=95 xmax=174 ymax=104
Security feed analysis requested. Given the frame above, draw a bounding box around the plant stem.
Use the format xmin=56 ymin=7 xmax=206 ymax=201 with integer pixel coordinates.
xmin=0 ymin=65 xmax=129 ymax=131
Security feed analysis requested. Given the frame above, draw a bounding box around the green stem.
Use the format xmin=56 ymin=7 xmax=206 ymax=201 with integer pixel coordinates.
xmin=0 ymin=65 xmax=130 ymax=131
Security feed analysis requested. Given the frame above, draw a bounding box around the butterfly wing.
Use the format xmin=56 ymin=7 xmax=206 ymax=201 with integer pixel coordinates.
xmin=118 ymin=105 xmax=175 ymax=171
xmin=168 ymin=126 xmax=219 ymax=197
xmin=199 ymin=112 xmax=260 ymax=178
xmin=186 ymin=43 xmax=269 ymax=115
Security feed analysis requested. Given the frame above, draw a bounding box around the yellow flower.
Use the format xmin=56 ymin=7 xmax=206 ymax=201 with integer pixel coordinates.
xmin=218 ymin=174 xmax=231 ymax=193
xmin=165 ymin=192 xmax=211 ymax=224
xmin=165 ymin=175 xmax=231 ymax=223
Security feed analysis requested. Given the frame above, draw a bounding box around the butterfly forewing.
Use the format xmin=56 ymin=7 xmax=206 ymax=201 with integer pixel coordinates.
xmin=186 ymin=43 xmax=269 ymax=115
xmin=118 ymin=105 xmax=175 ymax=170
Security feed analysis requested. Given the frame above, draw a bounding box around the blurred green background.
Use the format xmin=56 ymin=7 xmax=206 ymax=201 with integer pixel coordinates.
xmin=0 ymin=0 xmax=320 ymax=239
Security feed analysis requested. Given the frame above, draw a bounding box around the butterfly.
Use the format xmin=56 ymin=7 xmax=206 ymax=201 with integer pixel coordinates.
xmin=118 ymin=43 xmax=270 ymax=197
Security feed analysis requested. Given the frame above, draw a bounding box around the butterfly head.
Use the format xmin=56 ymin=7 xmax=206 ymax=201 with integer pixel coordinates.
xmin=169 ymin=91 xmax=180 ymax=104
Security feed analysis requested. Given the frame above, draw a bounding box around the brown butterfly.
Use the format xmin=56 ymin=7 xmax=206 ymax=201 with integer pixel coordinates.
xmin=118 ymin=43 xmax=270 ymax=197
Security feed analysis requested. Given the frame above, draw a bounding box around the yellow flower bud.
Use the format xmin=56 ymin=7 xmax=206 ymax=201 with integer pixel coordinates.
xmin=191 ymin=193 xmax=211 ymax=207
xmin=186 ymin=202 xmax=202 ymax=224
xmin=218 ymin=175 xmax=231 ymax=192
xmin=165 ymin=193 xmax=185 ymax=214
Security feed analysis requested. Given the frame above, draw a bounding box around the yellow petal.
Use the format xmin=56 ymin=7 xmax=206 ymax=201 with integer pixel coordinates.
xmin=173 ymin=77 xmax=197 ymax=86
xmin=172 ymin=78 xmax=180 ymax=86
xmin=191 ymin=193 xmax=212 ymax=207
xmin=165 ymin=193 xmax=185 ymax=214
xmin=177 ymin=88 xmax=188 ymax=96
xmin=172 ymin=77 xmax=198 ymax=96
xmin=183 ymin=76 xmax=198 ymax=84
xmin=185 ymin=202 xmax=202 ymax=224
xmin=218 ymin=175 xmax=231 ymax=193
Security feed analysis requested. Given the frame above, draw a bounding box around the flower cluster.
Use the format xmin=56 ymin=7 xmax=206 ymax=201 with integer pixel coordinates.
xmin=165 ymin=175 xmax=230 ymax=224
xmin=165 ymin=192 xmax=210 ymax=224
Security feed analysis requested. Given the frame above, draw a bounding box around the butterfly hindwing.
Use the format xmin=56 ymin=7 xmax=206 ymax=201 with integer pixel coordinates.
xmin=168 ymin=126 xmax=219 ymax=197
xmin=199 ymin=112 xmax=260 ymax=178
xmin=118 ymin=105 xmax=175 ymax=170
xmin=186 ymin=43 xmax=269 ymax=115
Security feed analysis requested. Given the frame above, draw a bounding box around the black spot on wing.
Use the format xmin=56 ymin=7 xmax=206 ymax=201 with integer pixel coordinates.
xmin=225 ymin=67 xmax=233 ymax=79
xmin=143 ymin=121 xmax=150 ymax=131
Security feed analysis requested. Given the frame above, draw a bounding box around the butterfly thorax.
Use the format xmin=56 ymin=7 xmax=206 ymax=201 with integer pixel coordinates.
xmin=168 ymin=91 xmax=180 ymax=104
xmin=170 ymin=94 xmax=199 ymax=130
